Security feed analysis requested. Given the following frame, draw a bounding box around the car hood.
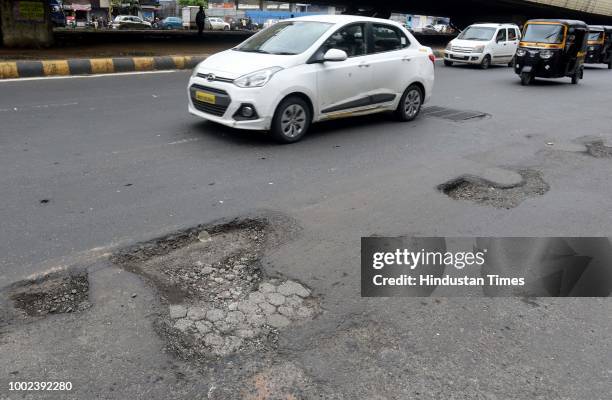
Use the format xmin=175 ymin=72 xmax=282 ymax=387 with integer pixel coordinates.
xmin=196 ymin=49 xmax=298 ymax=79
xmin=450 ymin=39 xmax=487 ymax=48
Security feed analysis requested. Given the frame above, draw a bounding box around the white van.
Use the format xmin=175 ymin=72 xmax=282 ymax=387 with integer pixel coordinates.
xmin=443 ymin=23 xmax=521 ymax=69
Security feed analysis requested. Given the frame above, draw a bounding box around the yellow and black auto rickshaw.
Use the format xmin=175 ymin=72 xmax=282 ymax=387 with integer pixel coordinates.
xmin=514 ymin=19 xmax=589 ymax=85
xmin=586 ymin=25 xmax=612 ymax=69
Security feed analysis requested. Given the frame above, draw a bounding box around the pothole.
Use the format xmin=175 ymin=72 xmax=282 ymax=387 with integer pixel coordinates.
xmin=584 ymin=140 xmax=612 ymax=158
xmin=438 ymin=169 xmax=549 ymax=209
xmin=111 ymin=217 xmax=319 ymax=361
xmin=9 ymin=271 xmax=90 ymax=318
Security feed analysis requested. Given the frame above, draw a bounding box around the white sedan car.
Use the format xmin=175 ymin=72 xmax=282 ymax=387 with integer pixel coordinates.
xmin=188 ymin=15 xmax=435 ymax=143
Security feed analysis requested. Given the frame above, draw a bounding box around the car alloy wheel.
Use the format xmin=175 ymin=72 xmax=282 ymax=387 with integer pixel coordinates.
xmin=281 ymin=104 xmax=307 ymax=138
xmin=271 ymin=96 xmax=312 ymax=143
xmin=396 ymin=84 xmax=423 ymax=122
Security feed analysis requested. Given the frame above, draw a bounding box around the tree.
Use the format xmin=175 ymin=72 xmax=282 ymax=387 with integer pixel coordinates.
xmin=178 ymin=0 xmax=207 ymax=7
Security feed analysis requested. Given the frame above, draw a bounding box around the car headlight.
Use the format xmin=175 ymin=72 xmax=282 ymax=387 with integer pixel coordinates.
xmin=516 ymin=48 xmax=527 ymax=57
xmin=234 ymin=67 xmax=283 ymax=88
xmin=539 ymin=50 xmax=553 ymax=59
xmin=445 ymin=42 xmax=452 ymax=51
xmin=472 ymin=45 xmax=485 ymax=53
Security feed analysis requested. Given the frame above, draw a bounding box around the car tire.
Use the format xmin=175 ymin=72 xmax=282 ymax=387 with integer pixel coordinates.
xmin=395 ymin=84 xmax=423 ymax=122
xmin=520 ymin=72 xmax=533 ymax=86
xmin=224 ymin=26 xmax=229 ymax=30
xmin=571 ymin=70 xmax=580 ymax=84
xmin=480 ymin=55 xmax=491 ymax=69
xmin=271 ymin=96 xmax=312 ymax=144
xmin=444 ymin=60 xmax=453 ymax=67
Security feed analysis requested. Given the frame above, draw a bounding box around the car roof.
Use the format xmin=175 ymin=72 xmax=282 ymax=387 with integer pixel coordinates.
xmin=467 ymin=23 xmax=518 ymax=28
xmin=290 ymin=14 xmax=405 ymax=28
xmin=527 ymin=19 xmax=588 ymax=28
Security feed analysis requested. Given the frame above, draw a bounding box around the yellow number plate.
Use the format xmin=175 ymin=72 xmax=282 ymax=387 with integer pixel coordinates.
xmin=195 ymin=91 xmax=216 ymax=104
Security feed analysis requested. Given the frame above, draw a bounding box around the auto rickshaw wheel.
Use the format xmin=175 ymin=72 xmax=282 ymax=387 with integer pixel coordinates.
xmin=571 ymin=72 xmax=579 ymax=84
xmin=608 ymin=60 xmax=612 ymax=70
xmin=520 ymin=72 xmax=533 ymax=86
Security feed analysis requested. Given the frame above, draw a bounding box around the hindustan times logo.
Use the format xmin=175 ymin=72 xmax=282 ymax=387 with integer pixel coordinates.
xmin=372 ymin=249 xmax=487 ymax=270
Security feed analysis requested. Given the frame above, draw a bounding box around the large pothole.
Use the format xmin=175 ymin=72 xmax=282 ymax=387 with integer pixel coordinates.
xmin=584 ymin=140 xmax=612 ymax=158
xmin=111 ymin=217 xmax=319 ymax=361
xmin=439 ymin=169 xmax=549 ymax=209
xmin=9 ymin=271 xmax=90 ymax=318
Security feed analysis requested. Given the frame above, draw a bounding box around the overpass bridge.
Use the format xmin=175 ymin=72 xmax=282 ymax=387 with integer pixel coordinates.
xmin=331 ymin=0 xmax=612 ymax=26
xmin=2 ymin=0 xmax=612 ymax=47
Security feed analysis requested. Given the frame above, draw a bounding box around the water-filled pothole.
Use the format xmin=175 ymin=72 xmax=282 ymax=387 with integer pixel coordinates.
xmin=111 ymin=217 xmax=319 ymax=361
xmin=439 ymin=169 xmax=549 ymax=209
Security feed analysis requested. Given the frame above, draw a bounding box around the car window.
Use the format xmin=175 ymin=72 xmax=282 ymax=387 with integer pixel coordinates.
xmin=371 ymin=24 xmax=409 ymax=53
xmin=236 ymin=21 xmax=333 ymax=55
xmin=508 ymin=28 xmax=517 ymax=41
xmin=496 ymin=29 xmax=506 ymax=42
xmin=320 ymin=24 xmax=366 ymax=57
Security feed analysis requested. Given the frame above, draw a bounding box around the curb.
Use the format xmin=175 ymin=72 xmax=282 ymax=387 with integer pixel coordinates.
xmin=0 ymin=55 xmax=207 ymax=80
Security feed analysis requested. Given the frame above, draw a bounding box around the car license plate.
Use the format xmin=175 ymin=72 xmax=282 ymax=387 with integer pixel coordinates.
xmin=195 ymin=91 xmax=216 ymax=105
xmin=451 ymin=55 xmax=468 ymax=60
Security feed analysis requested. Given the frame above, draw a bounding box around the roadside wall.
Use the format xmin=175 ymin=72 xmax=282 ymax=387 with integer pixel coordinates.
xmin=1 ymin=0 xmax=53 ymax=47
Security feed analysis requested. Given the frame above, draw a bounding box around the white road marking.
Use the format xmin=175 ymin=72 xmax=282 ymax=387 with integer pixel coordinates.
xmin=0 ymin=69 xmax=178 ymax=83
xmin=0 ymin=102 xmax=79 ymax=112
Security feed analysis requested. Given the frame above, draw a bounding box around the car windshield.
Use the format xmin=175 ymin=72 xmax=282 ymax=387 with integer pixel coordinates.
xmin=523 ymin=24 xmax=565 ymax=43
xmin=234 ymin=21 xmax=333 ymax=55
xmin=458 ymin=27 xmax=496 ymax=41
xmin=588 ymin=32 xmax=603 ymax=41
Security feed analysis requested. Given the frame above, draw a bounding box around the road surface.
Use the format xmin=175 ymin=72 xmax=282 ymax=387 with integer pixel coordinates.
xmin=1 ymin=63 xmax=611 ymax=399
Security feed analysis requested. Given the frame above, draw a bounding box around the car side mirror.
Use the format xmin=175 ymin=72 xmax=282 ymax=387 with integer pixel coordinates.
xmin=323 ymin=49 xmax=348 ymax=62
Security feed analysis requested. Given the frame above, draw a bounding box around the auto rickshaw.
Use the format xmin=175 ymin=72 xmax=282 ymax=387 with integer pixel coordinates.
xmin=586 ymin=25 xmax=612 ymax=68
xmin=514 ymin=19 xmax=589 ymax=85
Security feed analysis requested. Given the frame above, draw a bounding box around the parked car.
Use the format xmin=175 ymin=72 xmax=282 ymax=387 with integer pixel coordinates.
xmin=112 ymin=15 xmax=152 ymax=30
xmin=443 ymin=23 xmax=520 ymax=69
xmin=158 ymin=17 xmax=183 ymax=30
xmin=206 ymin=17 xmax=230 ymax=31
xmin=188 ymin=15 xmax=435 ymax=143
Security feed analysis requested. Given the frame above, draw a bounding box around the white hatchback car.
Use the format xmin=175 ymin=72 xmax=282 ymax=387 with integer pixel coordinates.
xmin=188 ymin=15 xmax=435 ymax=143
xmin=206 ymin=17 xmax=230 ymax=31
xmin=443 ymin=23 xmax=521 ymax=69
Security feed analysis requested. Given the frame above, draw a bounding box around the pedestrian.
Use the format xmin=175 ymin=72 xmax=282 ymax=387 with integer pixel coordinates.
xmin=196 ymin=5 xmax=206 ymax=36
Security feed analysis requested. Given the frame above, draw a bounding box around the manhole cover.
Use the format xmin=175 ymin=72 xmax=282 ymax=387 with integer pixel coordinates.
xmin=422 ymin=106 xmax=489 ymax=121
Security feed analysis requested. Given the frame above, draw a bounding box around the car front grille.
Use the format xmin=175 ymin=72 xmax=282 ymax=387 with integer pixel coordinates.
xmin=451 ymin=46 xmax=474 ymax=53
xmin=190 ymin=84 xmax=231 ymax=117
xmin=196 ymin=73 xmax=234 ymax=83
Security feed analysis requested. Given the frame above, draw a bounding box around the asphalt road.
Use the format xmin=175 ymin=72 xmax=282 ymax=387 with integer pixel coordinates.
xmin=1 ymin=63 xmax=611 ymax=399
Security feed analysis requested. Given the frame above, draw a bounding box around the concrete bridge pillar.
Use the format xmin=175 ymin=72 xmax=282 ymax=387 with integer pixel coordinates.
xmin=0 ymin=0 xmax=53 ymax=47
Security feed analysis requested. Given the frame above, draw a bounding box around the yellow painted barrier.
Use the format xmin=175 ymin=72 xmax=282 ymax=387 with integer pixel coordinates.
xmin=0 ymin=62 xmax=19 ymax=79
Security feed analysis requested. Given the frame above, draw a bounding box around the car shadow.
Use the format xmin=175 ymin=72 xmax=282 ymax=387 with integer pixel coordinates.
xmin=444 ymin=64 xmax=511 ymax=70
xmin=191 ymin=112 xmax=399 ymax=146
xmin=584 ymin=65 xmax=611 ymax=71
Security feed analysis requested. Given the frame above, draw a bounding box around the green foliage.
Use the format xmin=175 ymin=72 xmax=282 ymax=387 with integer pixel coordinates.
xmin=178 ymin=0 xmax=207 ymax=6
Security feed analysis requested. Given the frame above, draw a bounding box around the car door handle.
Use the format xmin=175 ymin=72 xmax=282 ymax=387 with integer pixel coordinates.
xmin=402 ymin=57 xmax=413 ymax=62
xmin=358 ymin=63 xmax=370 ymax=68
